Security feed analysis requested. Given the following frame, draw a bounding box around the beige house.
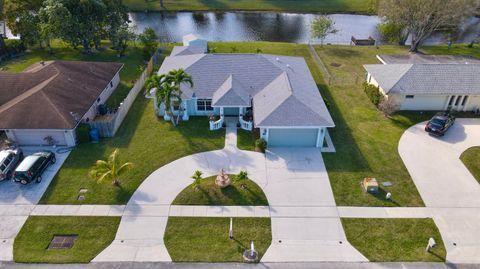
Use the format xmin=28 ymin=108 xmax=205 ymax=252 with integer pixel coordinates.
xmin=364 ymin=55 xmax=480 ymax=111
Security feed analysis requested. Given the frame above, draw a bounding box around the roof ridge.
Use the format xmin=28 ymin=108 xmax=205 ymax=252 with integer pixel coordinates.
xmin=39 ymin=90 xmax=73 ymax=128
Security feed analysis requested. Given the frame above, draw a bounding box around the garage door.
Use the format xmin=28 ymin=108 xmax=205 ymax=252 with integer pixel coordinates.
xmin=10 ymin=130 xmax=67 ymax=146
xmin=268 ymin=128 xmax=318 ymax=147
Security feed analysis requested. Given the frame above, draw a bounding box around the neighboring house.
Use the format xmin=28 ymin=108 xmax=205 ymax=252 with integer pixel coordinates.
xmin=158 ymin=44 xmax=334 ymax=148
xmin=182 ymin=34 xmax=208 ymax=52
xmin=0 ymin=61 xmax=123 ymax=146
xmin=364 ymin=54 xmax=480 ymax=111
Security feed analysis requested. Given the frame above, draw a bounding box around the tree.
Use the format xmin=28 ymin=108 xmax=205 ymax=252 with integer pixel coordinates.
xmin=167 ymin=69 xmax=193 ymax=126
xmin=38 ymin=1 xmax=71 ymax=53
xmin=138 ymin=27 xmax=158 ymax=59
xmin=235 ymin=171 xmax=249 ymax=189
xmin=378 ymin=97 xmax=400 ymax=117
xmin=4 ymin=0 xmax=43 ymax=46
xmin=191 ymin=170 xmax=203 ymax=190
xmin=145 ymin=73 xmax=167 ymax=115
xmin=110 ymin=24 xmax=136 ymax=57
xmin=377 ymin=22 xmax=408 ymax=45
xmin=379 ymin=0 xmax=479 ymax=52
xmin=310 ymin=15 xmax=338 ymax=46
xmin=89 ymin=149 xmax=134 ymax=186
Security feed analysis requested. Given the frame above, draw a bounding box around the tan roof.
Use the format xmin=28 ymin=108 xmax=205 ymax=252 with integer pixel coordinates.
xmin=0 ymin=61 xmax=123 ymax=130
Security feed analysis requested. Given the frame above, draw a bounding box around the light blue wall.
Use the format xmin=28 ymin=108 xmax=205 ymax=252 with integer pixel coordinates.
xmin=186 ymin=99 xmax=220 ymax=116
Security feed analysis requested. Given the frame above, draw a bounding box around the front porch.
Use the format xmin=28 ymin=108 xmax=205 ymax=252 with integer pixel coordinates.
xmin=209 ymin=106 xmax=253 ymax=131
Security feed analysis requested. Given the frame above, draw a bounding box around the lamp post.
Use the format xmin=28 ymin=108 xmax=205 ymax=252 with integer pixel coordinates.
xmin=426 ymin=238 xmax=436 ymax=252
xmin=229 ymin=218 xmax=233 ymax=240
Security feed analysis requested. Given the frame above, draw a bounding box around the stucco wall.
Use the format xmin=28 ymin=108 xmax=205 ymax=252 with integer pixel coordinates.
xmin=82 ymin=72 xmax=121 ymax=122
xmin=5 ymin=129 xmax=76 ymax=146
xmin=186 ymin=99 xmax=220 ymax=116
xmin=399 ymin=95 xmax=448 ymax=110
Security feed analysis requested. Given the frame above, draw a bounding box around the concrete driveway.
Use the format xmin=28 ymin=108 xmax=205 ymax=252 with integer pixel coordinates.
xmin=399 ymin=118 xmax=480 ymax=263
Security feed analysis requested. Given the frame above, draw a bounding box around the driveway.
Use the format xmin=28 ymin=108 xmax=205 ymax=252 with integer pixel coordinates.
xmin=399 ymin=118 xmax=480 ymax=263
xmin=94 ymin=144 xmax=366 ymax=262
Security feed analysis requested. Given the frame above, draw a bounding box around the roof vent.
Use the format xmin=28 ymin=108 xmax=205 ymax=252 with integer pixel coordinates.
xmin=286 ymin=64 xmax=291 ymax=69
xmin=276 ymin=57 xmax=280 ymax=62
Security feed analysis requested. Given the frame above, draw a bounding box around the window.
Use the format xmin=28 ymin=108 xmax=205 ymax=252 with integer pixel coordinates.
xmin=455 ymin=95 xmax=462 ymax=106
xmin=110 ymin=81 xmax=113 ymax=88
xmin=462 ymin=96 xmax=469 ymax=106
xmin=197 ymin=99 xmax=213 ymax=111
xmin=405 ymin=95 xmax=415 ymax=99
xmin=448 ymin=95 xmax=456 ymax=106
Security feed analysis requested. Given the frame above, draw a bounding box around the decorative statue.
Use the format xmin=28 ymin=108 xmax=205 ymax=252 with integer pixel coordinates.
xmin=215 ymin=169 xmax=231 ymax=188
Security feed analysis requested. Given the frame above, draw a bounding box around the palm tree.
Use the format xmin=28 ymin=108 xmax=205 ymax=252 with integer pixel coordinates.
xmin=89 ymin=149 xmax=134 ymax=187
xmin=145 ymin=74 xmax=166 ymax=115
xmin=191 ymin=170 xmax=203 ymax=191
xmin=235 ymin=170 xmax=249 ymax=189
xmin=167 ymin=69 xmax=193 ymax=125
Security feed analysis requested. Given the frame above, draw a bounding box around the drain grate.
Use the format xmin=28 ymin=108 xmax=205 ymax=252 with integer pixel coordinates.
xmin=48 ymin=235 xmax=78 ymax=249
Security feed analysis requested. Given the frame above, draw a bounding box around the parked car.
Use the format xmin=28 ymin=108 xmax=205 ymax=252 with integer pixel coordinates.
xmin=0 ymin=148 xmax=23 ymax=181
xmin=13 ymin=151 xmax=56 ymax=185
xmin=425 ymin=112 xmax=455 ymax=136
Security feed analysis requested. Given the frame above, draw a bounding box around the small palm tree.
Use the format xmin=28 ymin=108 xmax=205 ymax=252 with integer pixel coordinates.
xmin=89 ymin=149 xmax=134 ymax=187
xmin=235 ymin=170 xmax=249 ymax=189
xmin=167 ymin=69 xmax=193 ymax=125
xmin=145 ymin=74 xmax=166 ymax=114
xmin=191 ymin=170 xmax=203 ymax=190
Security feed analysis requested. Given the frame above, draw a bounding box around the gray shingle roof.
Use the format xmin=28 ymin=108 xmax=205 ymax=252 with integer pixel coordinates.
xmin=212 ymin=75 xmax=251 ymax=107
xmin=159 ymin=47 xmax=334 ymax=128
xmin=378 ymin=54 xmax=480 ymax=64
xmin=364 ymin=64 xmax=480 ymax=95
xmin=171 ymin=46 xmax=206 ymax=56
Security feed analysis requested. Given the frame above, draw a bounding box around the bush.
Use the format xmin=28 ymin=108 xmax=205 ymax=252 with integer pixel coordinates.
xmin=5 ymin=39 xmax=26 ymax=55
xmin=364 ymin=82 xmax=382 ymax=106
xmin=75 ymin=124 xmax=91 ymax=144
xmin=255 ymin=138 xmax=267 ymax=153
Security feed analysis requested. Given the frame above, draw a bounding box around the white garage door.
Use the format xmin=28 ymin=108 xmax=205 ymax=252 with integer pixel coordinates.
xmin=10 ymin=130 xmax=67 ymax=146
xmin=268 ymin=128 xmax=318 ymax=147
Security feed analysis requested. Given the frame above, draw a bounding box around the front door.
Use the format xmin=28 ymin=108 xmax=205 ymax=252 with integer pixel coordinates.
xmin=223 ymin=107 xmax=239 ymax=116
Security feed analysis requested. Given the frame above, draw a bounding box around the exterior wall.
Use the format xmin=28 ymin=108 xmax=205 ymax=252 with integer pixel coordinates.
xmin=5 ymin=129 xmax=76 ymax=146
xmin=185 ymin=99 xmax=220 ymax=116
xmin=466 ymin=96 xmax=480 ymax=111
xmin=185 ymin=39 xmax=208 ymax=52
xmin=82 ymin=72 xmax=121 ymax=122
xmin=366 ymin=73 xmax=387 ymax=95
xmin=397 ymin=94 xmax=448 ymax=110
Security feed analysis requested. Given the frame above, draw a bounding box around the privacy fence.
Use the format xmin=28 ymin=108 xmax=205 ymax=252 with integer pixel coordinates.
xmin=89 ymin=51 xmax=159 ymax=137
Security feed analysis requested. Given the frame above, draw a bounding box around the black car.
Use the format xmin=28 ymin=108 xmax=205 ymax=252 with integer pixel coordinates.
xmin=13 ymin=151 xmax=56 ymax=185
xmin=425 ymin=112 xmax=455 ymax=136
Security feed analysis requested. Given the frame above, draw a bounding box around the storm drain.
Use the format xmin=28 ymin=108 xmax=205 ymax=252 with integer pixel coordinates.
xmin=48 ymin=235 xmax=78 ymax=249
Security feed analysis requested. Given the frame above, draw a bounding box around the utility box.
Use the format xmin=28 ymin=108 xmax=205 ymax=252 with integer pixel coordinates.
xmin=362 ymin=177 xmax=379 ymax=193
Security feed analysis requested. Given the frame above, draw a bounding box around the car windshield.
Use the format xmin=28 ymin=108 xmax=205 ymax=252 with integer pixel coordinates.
xmin=430 ymin=118 xmax=445 ymax=128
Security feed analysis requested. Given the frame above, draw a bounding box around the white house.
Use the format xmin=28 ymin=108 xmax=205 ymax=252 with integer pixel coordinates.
xmin=182 ymin=34 xmax=208 ymax=52
xmin=158 ymin=44 xmax=335 ymax=148
xmin=0 ymin=60 xmax=123 ymax=146
xmin=364 ymin=54 xmax=480 ymax=111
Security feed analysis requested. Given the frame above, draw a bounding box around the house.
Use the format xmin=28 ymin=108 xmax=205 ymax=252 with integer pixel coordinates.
xmin=0 ymin=60 xmax=123 ymax=146
xmin=158 ymin=45 xmax=334 ymax=148
xmin=364 ymin=54 xmax=480 ymax=111
xmin=182 ymin=34 xmax=208 ymax=52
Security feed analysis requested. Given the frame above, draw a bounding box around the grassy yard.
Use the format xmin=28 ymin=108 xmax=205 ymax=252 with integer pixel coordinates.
xmin=0 ymin=40 xmax=147 ymax=108
xmin=164 ymin=217 xmax=271 ymax=262
xmin=122 ymin=0 xmax=373 ymax=13
xmin=172 ymin=175 xmax=268 ymax=205
xmin=14 ymin=216 xmax=120 ymax=263
xmin=342 ymin=218 xmax=446 ymax=262
xmin=460 ymin=146 xmax=480 ymax=184
xmin=237 ymin=129 xmax=260 ymax=151
xmin=1 ymin=40 xmax=225 ymax=204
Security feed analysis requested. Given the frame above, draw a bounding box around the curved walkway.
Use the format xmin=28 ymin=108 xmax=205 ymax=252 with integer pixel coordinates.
xmin=399 ymin=118 xmax=480 ymax=263
xmin=94 ymin=127 xmax=366 ymax=262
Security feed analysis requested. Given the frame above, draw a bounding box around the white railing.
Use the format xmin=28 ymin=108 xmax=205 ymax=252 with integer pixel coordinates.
xmin=209 ymin=116 xmax=224 ymax=131
xmin=239 ymin=116 xmax=253 ymax=131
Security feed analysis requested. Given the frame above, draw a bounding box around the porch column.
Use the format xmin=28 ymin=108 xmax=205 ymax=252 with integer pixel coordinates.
xmin=220 ymin=107 xmax=224 ymax=117
xmin=182 ymin=100 xmax=189 ymax=121
xmin=316 ymin=128 xmax=326 ymax=148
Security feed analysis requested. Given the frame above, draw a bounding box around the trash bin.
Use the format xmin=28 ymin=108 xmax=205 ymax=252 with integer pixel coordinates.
xmin=89 ymin=128 xmax=100 ymax=143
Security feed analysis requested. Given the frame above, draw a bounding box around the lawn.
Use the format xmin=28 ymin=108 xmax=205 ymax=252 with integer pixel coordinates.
xmin=0 ymin=40 xmax=148 ymax=108
xmin=237 ymin=129 xmax=260 ymax=151
xmin=342 ymin=218 xmax=446 ymax=262
xmin=14 ymin=216 xmax=120 ymax=263
xmin=164 ymin=217 xmax=271 ymax=262
xmin=0 ymin=41 xmax=225 ymax=205
xmin=172 ymin=175 xmax=268 ymax=205
xmin=122 ymin=0 xmax=373 ymax=13
xmin=460 ymin=146 xmax=480 ymax=184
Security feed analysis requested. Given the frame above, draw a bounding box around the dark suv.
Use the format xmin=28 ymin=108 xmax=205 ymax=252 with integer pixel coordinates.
xmin=13 ymin=151 xmax=56 ymax=185
xmin=425 ymin=112 xmax=455 ymax=136
xmin=0 ymin=148 xmax=23 ymax=181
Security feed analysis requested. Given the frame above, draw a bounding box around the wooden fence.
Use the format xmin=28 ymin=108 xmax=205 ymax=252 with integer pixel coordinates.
xmin=89 ymin=52 xmax=157 ymax=137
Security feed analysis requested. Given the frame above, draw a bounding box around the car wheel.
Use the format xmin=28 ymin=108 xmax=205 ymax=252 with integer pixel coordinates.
xmin=20 ymin=179 xmax=28 ymax=185
xmin=6 ymin=171 xmax=12 ymax=180
xmin=51 ymin=157 xmax=56 ymax=164
xmin=36 ymin=176 xmax=42 ymax=183
xmin=19 ymin=152 xmax=24 ymax=160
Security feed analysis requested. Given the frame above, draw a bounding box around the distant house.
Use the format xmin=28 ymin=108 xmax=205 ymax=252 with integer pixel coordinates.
xmin=364 ymin=54 xmax=480 ymax=111
xmin=0 ymin=61 xmax=123 ymax=146
xmin=158 ymin=44 xmax=334 ymax=148
xmin=182 ymin=34 xmax=208 ymax=52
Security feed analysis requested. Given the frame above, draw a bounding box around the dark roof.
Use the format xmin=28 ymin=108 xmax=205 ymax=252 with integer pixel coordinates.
xmin=0 ymin=61 xmax=123 ymax=130
xmin=364 ymin=63 xmax=480 ymax=95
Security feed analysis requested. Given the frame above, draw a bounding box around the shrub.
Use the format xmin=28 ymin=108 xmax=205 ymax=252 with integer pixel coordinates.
xmin=5 ymin=39 xmax=26 ymax=55
xmin=76 ymin=124 xmax=91 ymax=144
xmin=378 ymin=97 xmax=400 ymax=117
xmin=255 ymin=138 xmax=267 ymax=153
xmin=364 ymin=82 xmax=382 ymax=106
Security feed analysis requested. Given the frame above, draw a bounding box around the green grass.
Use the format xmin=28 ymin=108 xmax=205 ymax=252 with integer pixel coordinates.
xmin=122 ymin=0 xmax=373 ymax=13
xmin=342 ymin=218 xmax=446 ymax=262
xmin=172 ymin=175 xmax=268 ymax=205
xmin=14 ymin=216 xmax=120 ymax=263
xmin=460 ymin=146 xmax=480 ymax=184
xmin=237 ymin=129 xmax=260 ymax=151
xmin=0 ymin=40 xmax=147 ymax=108
xmin=164 ymin=217 xmax=271 ymax=262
